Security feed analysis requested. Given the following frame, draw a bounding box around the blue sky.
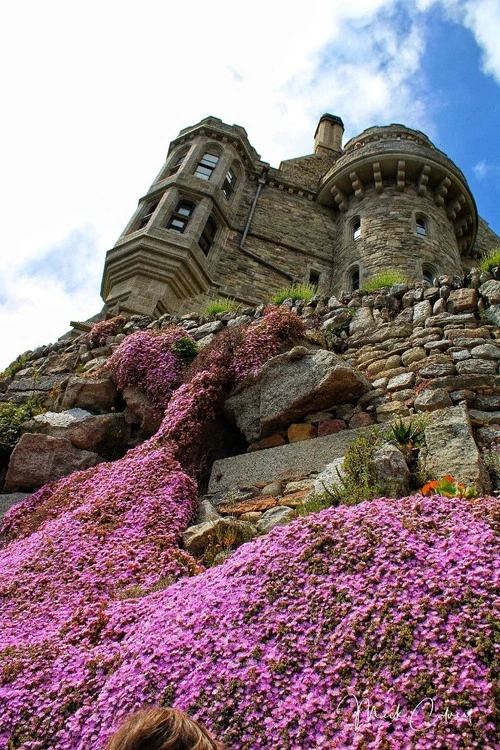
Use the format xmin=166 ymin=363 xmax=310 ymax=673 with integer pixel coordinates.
xmin=0 ymin=0 xmax=499 ymax=370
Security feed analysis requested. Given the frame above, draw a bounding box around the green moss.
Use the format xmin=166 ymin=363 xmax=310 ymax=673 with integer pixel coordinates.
xmin=272 ymin=283 xmax=315 ymax=305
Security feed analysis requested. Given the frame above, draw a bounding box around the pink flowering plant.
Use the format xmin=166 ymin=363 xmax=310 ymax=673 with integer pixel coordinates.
xmin=1 ymin=307 xmax=497 ymax=749
xmin=103 ymin=327 xmax=198 ymax=411
xmin=84 ymin=315 xmax=127 ymax=348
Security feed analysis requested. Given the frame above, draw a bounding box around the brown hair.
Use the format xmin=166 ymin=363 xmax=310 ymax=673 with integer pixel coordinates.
xmin=106 ymin=708 xmax=224 ymax=750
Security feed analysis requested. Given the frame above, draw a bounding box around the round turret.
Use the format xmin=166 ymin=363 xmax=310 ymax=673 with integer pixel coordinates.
xmin=317 ymin=124 xmax=477 ymax=291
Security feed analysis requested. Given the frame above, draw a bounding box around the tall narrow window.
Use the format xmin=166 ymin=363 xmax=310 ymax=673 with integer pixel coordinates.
xmin=351 ymin=268 xmax=360 ymax=291
xmin=168 ymin=150 xmax=187 ymax=176
xmin=199 ymin=216 xmax=217 ymax=255
xmin=194 ymin=153 xmax=219 ymax=181
xmin=137 ymin=199 xmax=160 ymax=229
xmin=353 ymin=218 xmax=361 ymax=240
xmin=166 ymin=200 xmax=195 ymax=233
xmin=222 ymin=166 xmax=237 ymax=199
xmin=416 ymin=216 xmax=427 ymax=237
xmin=309 ymin=271 xmax=320 ymax=289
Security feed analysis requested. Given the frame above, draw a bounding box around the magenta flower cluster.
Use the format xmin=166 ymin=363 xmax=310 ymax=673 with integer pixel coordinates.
xmin=231 ymin=306 xmax=305 ymax=381
xmin=1 ymin=308 xmax=497 ymax=749
xmin=103 ymin=327 xmax=195 ymax=410
xmin=84 ymin=315 xmax=126 ymax=349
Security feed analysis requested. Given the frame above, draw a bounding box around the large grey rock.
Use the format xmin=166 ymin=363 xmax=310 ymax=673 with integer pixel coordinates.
xmin=372 ymin=443 xmax=410 ymax=499
xmin=209 ymin=426 xmax=374 ymax=493
xmin=349 ymin=322 xmax=412 ymax=348
xmin=312 ymin=457 xmax=345 ymax=495
xmin=225 ymin=349 xmax=371 ymax=441
xmin=470 ymin=343 xmax=500 ymax=360
xmin=479 ymin=280 xmax=500 ymax=305
xmin=122 ymin=386 xmax=162 ymax=436
xmin=255 ymin=507 xmax=296 ymax=534
xmin=414 ymin=388 xmax=452 ymax=412
xmin=455 ymin=359 xmax=497 ymax=376
xmin=423 ymin=404 xmax=489 ymax=494
xmin=59 ymin=376 xmax=118 ymax=413
xmin=482 ymin=304 xmax=500 ymax=326
xmin=4 ymin=433 xmax=102 ymax=492
xmin=191 ymin=320 xmax=224 ymax=340
xmin=182 ymin=517 xmax=256 ymax=556
xmin=22 ymin=409 xmax=130 ymax=459
xmin=413 ymin=300 xmax=432 ymax=325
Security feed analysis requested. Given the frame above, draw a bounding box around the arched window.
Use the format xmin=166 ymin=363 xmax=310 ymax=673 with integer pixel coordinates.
xmin=415 ymin=214 xmax=428 ymax=237
xmin=194 ymin=152 xmax=220 ymax=181
xmin=136 ymin=199 xmax=160 ymax=230
xmin=167 ymin=148 xmax=188 ymax=176
xmin=353 ymin=217 xmax=361 ymax=241
xmin=351 ymin=267 xmax=360 ymax=291
xmin=422 ymin=265 xmax=436 ymax=285
xmin=309 ymin=271 xmax=320 ymax=289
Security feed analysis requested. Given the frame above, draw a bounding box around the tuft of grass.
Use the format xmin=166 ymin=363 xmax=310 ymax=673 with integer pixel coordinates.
xmin=479 ymin=248 xmax=500 ymax=274
xmin=272 ymin=283 xmax=316 ymax=305
xmin=204 ymin=298 xmax=238 ymax=317
xmin=363 ymin=270 xmax=409 ymax=292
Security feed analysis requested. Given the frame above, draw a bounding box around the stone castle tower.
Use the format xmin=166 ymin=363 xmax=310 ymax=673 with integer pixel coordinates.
xmin=101 ymin=115 xmax=497 ymax=317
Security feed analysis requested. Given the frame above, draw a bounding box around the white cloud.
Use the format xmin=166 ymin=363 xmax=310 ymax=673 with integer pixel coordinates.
xmin=473 ymin=160 xmax=489 ymax=179
xmin=417 ymin=0 xmax=500 ymax=82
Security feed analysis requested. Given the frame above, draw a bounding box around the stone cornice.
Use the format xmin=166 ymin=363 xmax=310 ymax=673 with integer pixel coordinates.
xmin=317 ymin=141 xmax=477 ymax=254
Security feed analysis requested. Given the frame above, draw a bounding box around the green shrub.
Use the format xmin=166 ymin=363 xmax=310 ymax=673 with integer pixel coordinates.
xmin=385 ymin=416 xmax=427 ymax=453
xmin=298 ymin=430 xmax=383 ymax=517
xmin=363 ymin=270 xmax=409 ymax=292
xmin=0 ymin=353 xmax=29 ymax=380
xmin=204 ymin=298 xmax=238 ymax=317
xmin=170 ymin=336 xmax=199 ymax=365
xmin=272 ymin=283 xmax=316 ymax=305
xmin=479 ymin=248 xmax=500 ymax=273
xmin=0 ymin=398 xmax=44 ymax=459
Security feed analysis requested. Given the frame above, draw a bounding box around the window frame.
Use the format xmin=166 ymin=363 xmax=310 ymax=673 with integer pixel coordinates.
xmin=166 ymin=199 xmax=196 ymax=234
xmin=352 ymin=216 xmax=361 ymax=241
xmin=194 ymin=152 xmax=220 ymax=181
xmin=221 ymin=166 xmax=237 ymax=199
xmin=415 ymin=213 xmax=428 ymax=238
xmin=136 ymin=199 xmax=160 ymax=230
xmin=198 ymin=216 xmax=217 ymax=256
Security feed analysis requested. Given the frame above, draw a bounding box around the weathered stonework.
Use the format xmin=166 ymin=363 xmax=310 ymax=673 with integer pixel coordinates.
xmin=101 ymin=115 xmax=499 ymax=317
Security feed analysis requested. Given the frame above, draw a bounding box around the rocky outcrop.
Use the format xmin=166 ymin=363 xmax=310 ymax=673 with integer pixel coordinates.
xmin=225 ymin=347 xmax=371 ymax=442
xmin=4 ymin=433 xmax=102 ymax=492
xmin=21 ymin=409 xmax=130 ymax=459
xmin=423 ymin=404 xmax=490 ymax=494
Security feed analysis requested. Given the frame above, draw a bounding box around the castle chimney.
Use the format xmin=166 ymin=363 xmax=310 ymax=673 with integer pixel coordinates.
xmin=314 ymin=114 xmax=344 ymax=155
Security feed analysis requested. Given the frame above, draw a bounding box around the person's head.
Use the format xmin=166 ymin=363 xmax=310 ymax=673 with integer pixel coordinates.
xmin=106 ymin=708 xmax=224 ymax=750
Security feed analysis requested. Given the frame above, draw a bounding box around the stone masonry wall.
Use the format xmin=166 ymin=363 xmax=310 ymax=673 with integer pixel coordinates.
xmin=333 ymin=184 xmax=463 ymax=291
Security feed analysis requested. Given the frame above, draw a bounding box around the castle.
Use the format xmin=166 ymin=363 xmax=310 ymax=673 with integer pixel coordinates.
xmin=101 ymin=114 xmax=498 ymax=317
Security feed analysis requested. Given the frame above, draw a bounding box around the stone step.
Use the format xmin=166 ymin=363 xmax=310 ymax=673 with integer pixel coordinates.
xmin=208 ymin=426 xmax=374 ymax=493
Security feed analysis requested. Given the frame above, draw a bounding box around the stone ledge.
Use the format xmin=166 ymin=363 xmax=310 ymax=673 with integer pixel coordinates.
xmin=209 ymin=425 xmax=373 ymax=493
